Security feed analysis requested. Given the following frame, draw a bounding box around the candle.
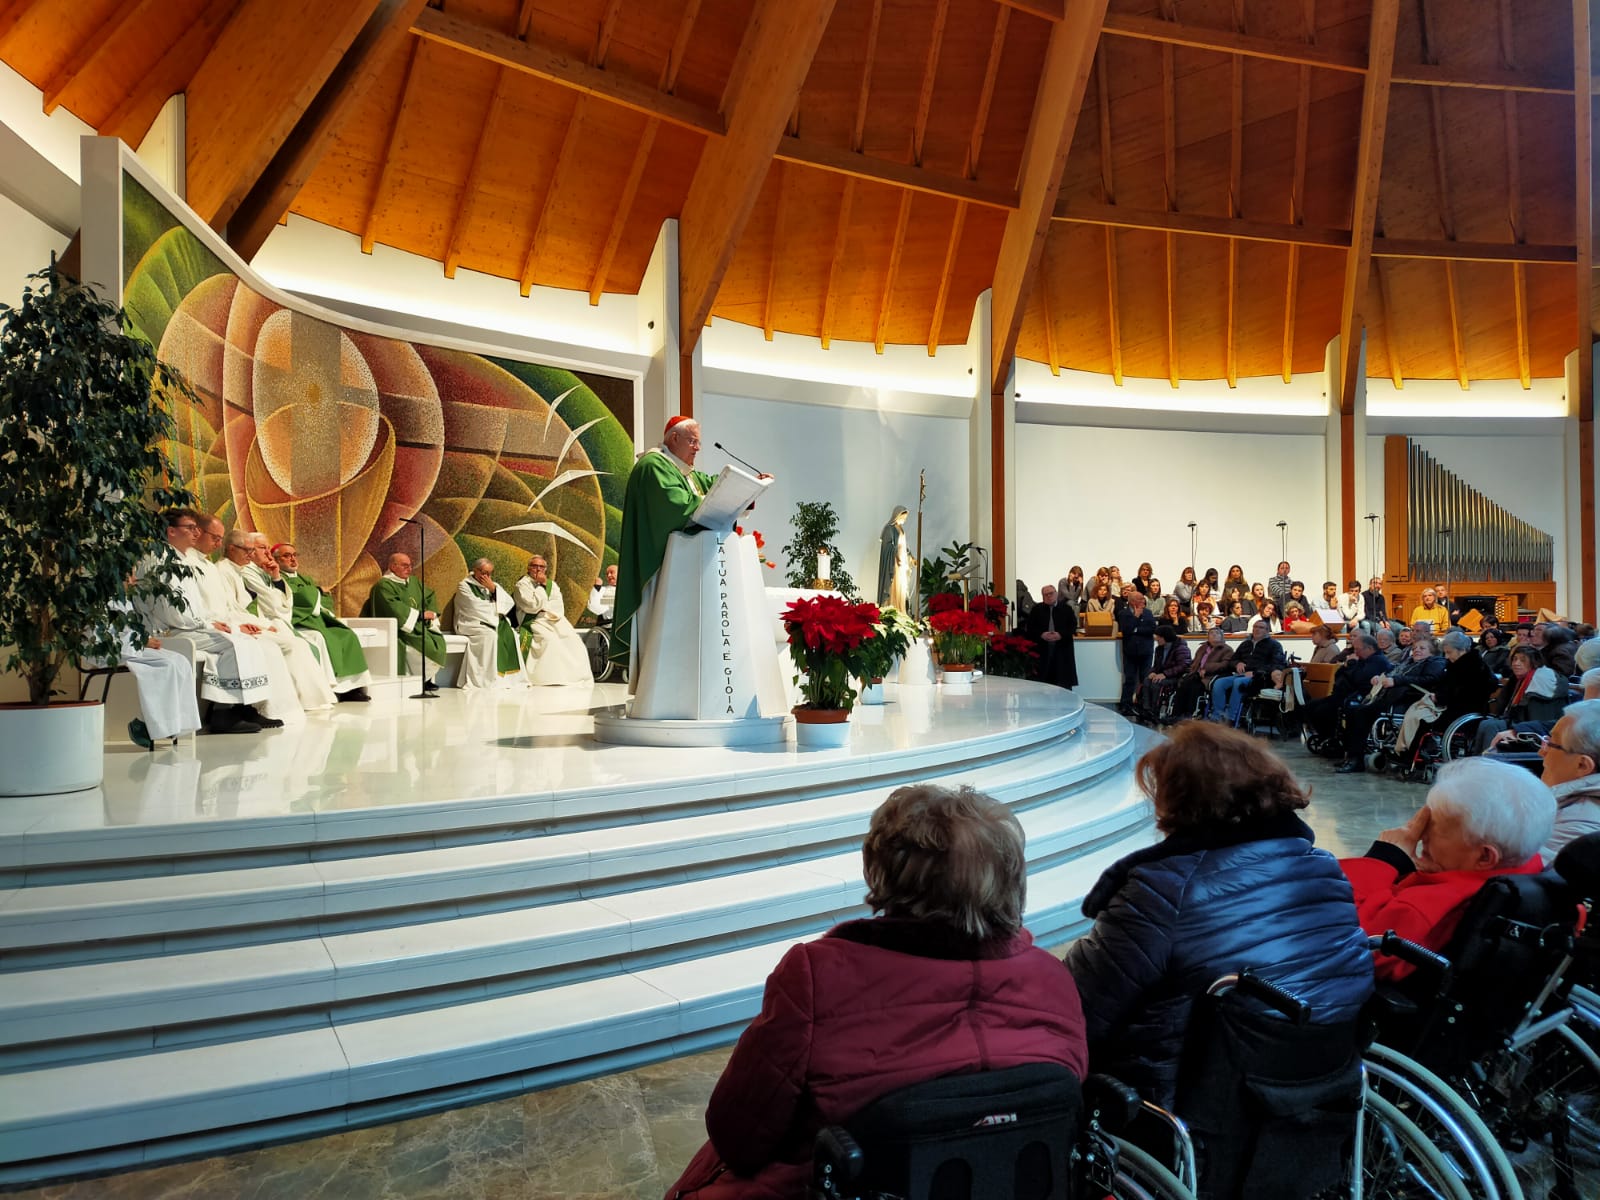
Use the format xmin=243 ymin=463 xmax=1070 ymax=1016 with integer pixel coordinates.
xmin=817 ymin=550 xmax=832 ymax=582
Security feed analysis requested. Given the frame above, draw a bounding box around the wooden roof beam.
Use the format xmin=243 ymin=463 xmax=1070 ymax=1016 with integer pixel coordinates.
xmin=819 ymin=179 xmax=857 ymax=349
xmin=520 ymin=98 xmax=588 ymax=296
xmin=678 ymin=0 xmax=837 ymax=356
xmin=763 ymin=162 xmax=790 ymax=342
xmin=1512 ymin=262 xmax=1531 ymax=388
xmin=1442 ymin=260 xmax=1467 ymax=388
xmin=875 ymin=191 xmax=913 ymax=354
xmin=1281 ymin=245 xmax=1299 ymax=382
xmin=41 ymin=0 xmax=157 ymax=115
xmin=989 ymin=0 xmax=1111 ymax=392
xmin=1160 ymin=3 xmax=1177 ymax=389
xmin=1372 ymin=258 xmax=1404 ymax=389
xmin=228 ymin=0 xmax=428 ymax=262
xmin=592 ymin=0 xmax=624 ymax=66
xmin=444 ymin=69 xmax=508 ymax=279
xmin=184 ymin=0 xmax=383 ymax=230
xmin=413 ymin=7 xmax=724 ymax=136
xmin=1040 ymin=262 xmax=1060 ymax=376
xmin=929 ymin=201 xmax=967 ymax=355
xmin=1104 ymin=227 xmax=1123 ymax=385
xmin=1336 ymin=0 xmax=1400 ymax=417
xmin=853 ymin=0 xmax=883 ymax=152
xmin=912 ymin=0 xmax=951 ymax=165
xmin=98 ymin=0 xmax=234 ymax=148
xmin=0 ymin=0 xmax=35 ymax=51
xmin=360 ymin=39 xmax=421 ymax=254
xmin=967 ymin=5 xmax=1009 ymax=178
xmin=994 ymin=0 xmax=1062 ymax=20
xmin=589 ymin=118 xmax=658 ymax=303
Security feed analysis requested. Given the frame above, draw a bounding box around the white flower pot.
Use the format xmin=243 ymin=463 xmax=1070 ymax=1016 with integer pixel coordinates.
xmin=0 ymin=702 xmax=105 ymax=795
xmin=895 ymin=638 xmax=937 ymax=686
xmin=793 ymin=708 xmax=852 ymax=748
xmin=860 ymin=681 xmax=885 ymax=705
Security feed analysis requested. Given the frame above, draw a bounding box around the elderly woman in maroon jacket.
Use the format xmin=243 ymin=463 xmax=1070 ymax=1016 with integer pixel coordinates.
xmin=665 ymin=785 xmax=1089 ymax=1200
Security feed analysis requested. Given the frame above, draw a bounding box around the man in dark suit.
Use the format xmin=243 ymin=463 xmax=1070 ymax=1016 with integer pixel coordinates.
xmin=1361 ymin=576 xmax=1389 ymax=629
xmin=1209 ymin=619 xmax=1287 ymax=726
xmin=1024 ymin=583 xmax=1078 ymax=690
xmin=1301 ymin=634 xmax=1390 ymax=751
xmin=1114 ymin=591 xmax=1157 ymax=716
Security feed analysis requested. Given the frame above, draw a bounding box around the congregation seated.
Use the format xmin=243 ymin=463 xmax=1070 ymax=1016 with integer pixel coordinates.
xmin=1473 ymin=645 xmax=1567 ymax=753
xmin=1083 ymin=580 xmax=1115 ymax=613
xmin=666 ymin=785 xmax=1088 ymax=1199
xmin=1299 ymin=634 xmax=1389 ymax=757
xmin=586 ymin=563 xmax=619 ymax=626
xmin=1208 ymin=619 xmax=1286 ymax=726
xmin=1538 ymin=700 xmax=1600 ymax=862
xmin=1168 ymin=627 xmax=1234 ymax=723
xmin=1185 ymin=598 xmax=1216 ymax=632
xmin=1331 ymin=636 xmax=1442 ymax=774
xmin=1390 ymin=630 xmax=1498 ymax=760
xmin=1340 ymin=757 xmax=1555 ymax=981
xmin=1063 ymin=723 xmax=1374 ymax=1108
xmin=1478 ymin=625 xmax=1510 ymax=678
xmin=1282 ymin=599 xmax=1313 ymax=634
xmin=1218 ymin=599 xmax=1250 ymax=633
xmin=1408 ymin=587 xmax=1449 ymax=636
xmin=1135 ymin=622 xmax=1190 ymax=724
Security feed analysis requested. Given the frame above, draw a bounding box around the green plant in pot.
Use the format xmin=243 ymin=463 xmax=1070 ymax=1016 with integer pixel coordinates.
xmin=782 ymin=499 xmax=857 ymax=599
xmin=856 ymin=606 xmax=919 ymax=685
xmin=0 ymin=262 xmax=197 ymax=793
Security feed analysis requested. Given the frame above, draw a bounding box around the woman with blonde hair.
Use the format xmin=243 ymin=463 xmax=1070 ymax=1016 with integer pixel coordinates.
xmin=1065 ymin=723 xmax=1373 ymax=1106
xmin=668 ymin=785 xmax=1088 ymax=1199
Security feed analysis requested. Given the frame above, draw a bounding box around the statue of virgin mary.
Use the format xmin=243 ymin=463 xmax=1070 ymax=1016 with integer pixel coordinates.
xmin=877 ymin=505 xmax=910 ymax=610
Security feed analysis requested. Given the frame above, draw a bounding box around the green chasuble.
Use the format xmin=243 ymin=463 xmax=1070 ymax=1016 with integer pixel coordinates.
xmin=612 ymin=449 xmax=718 ymax=664
xmin=466 ymin=581 xmax=523 ymax=676
xmin=362 ymin=575 xmax=447 ymax=674
xmin=282 ymin=571 xmax=368 ymax=679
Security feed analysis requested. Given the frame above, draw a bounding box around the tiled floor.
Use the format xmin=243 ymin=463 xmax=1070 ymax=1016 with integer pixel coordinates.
xmin=1 ymin=724 xmax=1557 ymax=1199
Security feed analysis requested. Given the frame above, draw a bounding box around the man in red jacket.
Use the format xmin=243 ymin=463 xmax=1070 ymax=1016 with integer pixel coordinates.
xmin=1341 ymin=757 xmax=1555 ymax=980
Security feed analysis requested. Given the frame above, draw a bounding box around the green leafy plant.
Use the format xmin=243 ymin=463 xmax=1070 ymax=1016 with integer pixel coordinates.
xmin=856 ymin=605 xmax=919 ymax=682
xmin=782 ymin=499 xmax=858 ymax=599
xmin=0 ymin=261 xmax=197 ymax=705
xmin=919 ymin=538 xmax=979 ymax=611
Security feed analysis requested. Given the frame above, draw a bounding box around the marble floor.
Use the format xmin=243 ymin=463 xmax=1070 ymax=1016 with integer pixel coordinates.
xmin=0 ymin=722 xmax=1552 ymax=1199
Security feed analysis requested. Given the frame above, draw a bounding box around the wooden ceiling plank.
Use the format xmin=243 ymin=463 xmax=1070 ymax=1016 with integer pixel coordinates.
xmin=0 ymin=0 xmax=35 ymax=51
xmin=989 ymin=0 xmax=1111 ymax=391
xmin=1226 ymin=239 xmax=1238 ymax=387
xmin=41 ymin=0 xmax=158 ymax=115
xmin=818 ymin=178 xmax=857 ymax=349
xmin=1370 ymin=239 xmax=1574 ymax=263
xmin=443 ymin=68 xmax=508 ymax=279
xmin=1425 ymin=90 xmax=1454 ymax=239
xmin=1229 ymin=57 xmax=1244 ymax=218
xmin=1056 ymin=202 xmax=1345 ymax=247
xmin=515 ymin=0 xmax=537 ymax=39
xmin=1165 ymin=231 xmax=1178 ymax=387
xmin=185 ymin=0 xmax=385 ymax=229
xmin=661 ymin=0 xmax=702 ymax=92
xmin=98 ymin=0 xmax=234 ymax=147
xmin=928 ymin=200 xmax=968 ymax=355
xmin=966 ymin=4 xmax=1009 ymax=178
xmin=1336 ymin=0 xmax=1401 ymax=416
xmin=678 ymin=0 xmax=837 ymax=355
xmin=776 ymin=139 xmax=1016 ymax=204
xmin=994 ymin=0 xmax=1061 ymax=20
xmin=590 ymin=117 xmax=660 ymax=304
xmin=520 ymin=97 xmax=588 ymax=296
xmin=875 ymin=190 xmax=912 ymax=354
xmin=1161 ymin=42 xmax=1176 ymax=210
xmin=1104 ymin=226 xmax=1123 ymax=385
xmin=228 ymin=0 xmax=429 ymax=261
xmin=1281 ymin=244 xmax=1299 ymax=382
xmin=1513 ymin=262 xmax=1531 ymax=388
xmin=1391 ymin=63 xmax=1573 ymax=96
xmin=1101 ymin=12 xmax=1366 ymax=74
xmin=764 ymin=162 xmax=790 ymax=342
xmin=1372 ymin=257 xmax=1403 ymax=388
xmin=1442 ymin=259 xmax=1467 ymax=388
xmin=1095 ymin=50 xmax=1113 ymax=202
xmin=593 ymin=0 xmax=625 ymax=67
xmin=360 ymin=38 xmax=421 ymax=255
xmin=912 ymin=0 xmax=951 ymax=165
xmin=413 ymin=7 xmax=723 ymax=136
xmin=853 ymin=0 xmax=883 ymax=153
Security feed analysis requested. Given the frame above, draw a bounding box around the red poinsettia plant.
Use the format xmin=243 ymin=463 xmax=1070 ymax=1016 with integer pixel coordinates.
xmin=927 ymin=592 xmax=965 ymax=615
xmin=734 ymin=525 xmax=777 ymax=569
xmin=783 ymin=595 xmax=883 ymax=711
xmin=986 ymin=632 xmax=1040 ymax=678
xmin=928 ymin=608 xmax=993 ymax=667
xmin=968 ymin=593 xmax=1008 ymax=627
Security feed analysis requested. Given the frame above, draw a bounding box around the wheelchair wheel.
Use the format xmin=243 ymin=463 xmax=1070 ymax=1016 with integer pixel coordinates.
xmin=1363 ymin=1091 xmax=1476 ymax=1200
xmin=581 ymin=627 xmax=615 ymax=682
xmin=1507 ymin=1021 xmax=1600 ymax=1200
xmin=1106 ymin=1136 xmax=1198 ymax=1199
xmin=1364 ymin=1045 xmax=1519 ymax=1200
xmin=1367 ymin=748 xmax=1390 ymax=773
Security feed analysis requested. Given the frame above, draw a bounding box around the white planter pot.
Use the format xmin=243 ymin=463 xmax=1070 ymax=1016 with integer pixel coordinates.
xmin=793 ymin=714 xmax=852 ymax=748
xmin=940 ymin=665 xmax=975 ymax=693
xmin=860 ymin=682 xmax=885 ymax=705
xmin=0 ymin=702 xmax=105 ymax=795
xmin=895 ymin=638 xmax=937 ymax=686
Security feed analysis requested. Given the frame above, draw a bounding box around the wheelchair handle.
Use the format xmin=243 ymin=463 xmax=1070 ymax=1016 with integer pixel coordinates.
xmin=1207 ymin=969 xmax=1312 ymax=1025
xmin=1082 ymin=1073 xmax=1144 ymax=1133
xmin=812 ymin=1126 xmax=864 ymax=1198
xmin=1371 ymin=931 xmax=1453 ymax=979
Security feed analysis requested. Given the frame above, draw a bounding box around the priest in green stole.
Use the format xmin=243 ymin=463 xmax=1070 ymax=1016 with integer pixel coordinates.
xmin=362 ymin=551 xmax=445 ymax=691
xmin=270 ymin=543 xmax=372 ymax=701
xmin=612 ymin=416 xmax=718 ymax=680
xmin=454 ymin=557 xmax=527 ymax=689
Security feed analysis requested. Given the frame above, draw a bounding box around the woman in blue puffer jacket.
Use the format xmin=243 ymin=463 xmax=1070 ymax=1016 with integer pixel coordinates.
xmin=1064 ymin=722 xmax=1374 ymax=1107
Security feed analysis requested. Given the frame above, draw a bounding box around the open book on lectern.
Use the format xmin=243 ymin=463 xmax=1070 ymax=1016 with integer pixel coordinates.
xmin=692 ymin=465 xmax=770 ymax=533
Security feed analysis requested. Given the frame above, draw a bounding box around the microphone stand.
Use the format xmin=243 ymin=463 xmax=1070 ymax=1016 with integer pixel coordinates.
xmin=399 ymin=517 xmax=432 ymax=700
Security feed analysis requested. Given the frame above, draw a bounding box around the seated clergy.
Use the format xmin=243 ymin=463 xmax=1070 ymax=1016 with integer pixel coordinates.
xmin=135 ymin=510 xmax=286 ymax=735
xmin=455 ymin=557 xmax=528 ymax=689
xmin=362 ymin=551 xmax=445 ymax=691
xmin=513 ymin=555 xmax=592 ymax=686
xmin=101 ymin=594 xmax=202 ymax=749
xmin=270 ymin=543 xmax=372 ymax=700
xmin=213 ymin=527 xmax=336 ymax=710
xmin=587 ymin=563 xmax=618 ymax=624
xmin=1341 ymin=757 xmax=1554 ymax=981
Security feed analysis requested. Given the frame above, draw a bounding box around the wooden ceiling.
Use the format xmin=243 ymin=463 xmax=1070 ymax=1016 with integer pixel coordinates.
xmin=3 ymin=0 xmax=1597 ymax=389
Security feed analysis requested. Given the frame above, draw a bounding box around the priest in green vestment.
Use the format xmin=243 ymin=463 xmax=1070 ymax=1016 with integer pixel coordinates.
xmin=611 ymin=417 xmax=719 ymax=677
xmin=271 ymin=543 xmax=372 ymax=700
xmin=362 ymin=551 xmax=446 ymax=690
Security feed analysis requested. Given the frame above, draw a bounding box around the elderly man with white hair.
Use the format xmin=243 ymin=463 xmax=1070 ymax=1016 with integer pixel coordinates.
xmin=1536 ymin=700 xmax=1600 ymax=863
xmin=513 ymin=555 xmax=592 ymax=686
xmin=1341 ymin=757 xmax=1555 ymax=980
xmin=455 ymin=557 xmax=527 ymax=689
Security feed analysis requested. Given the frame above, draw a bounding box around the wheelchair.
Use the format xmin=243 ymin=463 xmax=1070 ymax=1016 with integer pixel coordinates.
xmin=578 ymin=622 xmax=618 ymax=682
xmin=809 ymin=1061 xmax=1194 ymax=1200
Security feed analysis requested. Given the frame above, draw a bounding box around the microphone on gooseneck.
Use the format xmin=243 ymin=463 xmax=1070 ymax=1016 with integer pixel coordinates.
xmin=713 ymin=442 xmax=762 ymax=475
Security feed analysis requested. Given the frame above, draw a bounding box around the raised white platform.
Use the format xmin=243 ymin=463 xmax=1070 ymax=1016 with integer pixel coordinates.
xmin=0 ymin=680 xmax=1153 ymax=1186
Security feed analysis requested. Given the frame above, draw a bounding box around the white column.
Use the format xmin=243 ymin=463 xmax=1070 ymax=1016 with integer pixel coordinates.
xmin=966 ymin=290 xmax=1011 ymax=592
xmin=1324 ymin=332 xmax=1367 ymax=585
xmin=1562 ymin=346 xmax=1596 ymax=617
xmin=132 ymin=95 xmax=185 ymax=201
xmin=637 ymin=219 xmax=681 ymax=444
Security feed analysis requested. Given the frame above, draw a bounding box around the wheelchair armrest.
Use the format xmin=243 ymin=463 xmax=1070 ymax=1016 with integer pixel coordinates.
xmin=1082 ymin=1073 xmax=1144 ymax=1134
xmin=812 ymin=1125 xmax=864 ymax=1198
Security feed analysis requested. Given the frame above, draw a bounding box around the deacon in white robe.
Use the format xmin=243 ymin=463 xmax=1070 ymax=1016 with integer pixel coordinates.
xmin=98 ymin=598 xmax=201 ymax=746
xmin=181 ymin=530 xmax=302 ymax=722
xmin=513 ymin=556 xmax=593 ymax=686
xmin=214 ymin=530 xmax=335 ymax=710
xmin=455 ymin=558 xmax=528 ymax=690
xmin=134 ymin=514 xmax=277 ymax=728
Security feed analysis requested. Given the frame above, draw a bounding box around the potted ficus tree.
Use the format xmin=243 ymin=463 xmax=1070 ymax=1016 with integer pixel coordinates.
xmin=0 ymin=261 xmax=196 ymax=795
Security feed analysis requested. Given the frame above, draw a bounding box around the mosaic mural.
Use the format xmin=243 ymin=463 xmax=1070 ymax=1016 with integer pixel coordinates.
xmin=120 ymin=175 xmax=635 ymax=623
